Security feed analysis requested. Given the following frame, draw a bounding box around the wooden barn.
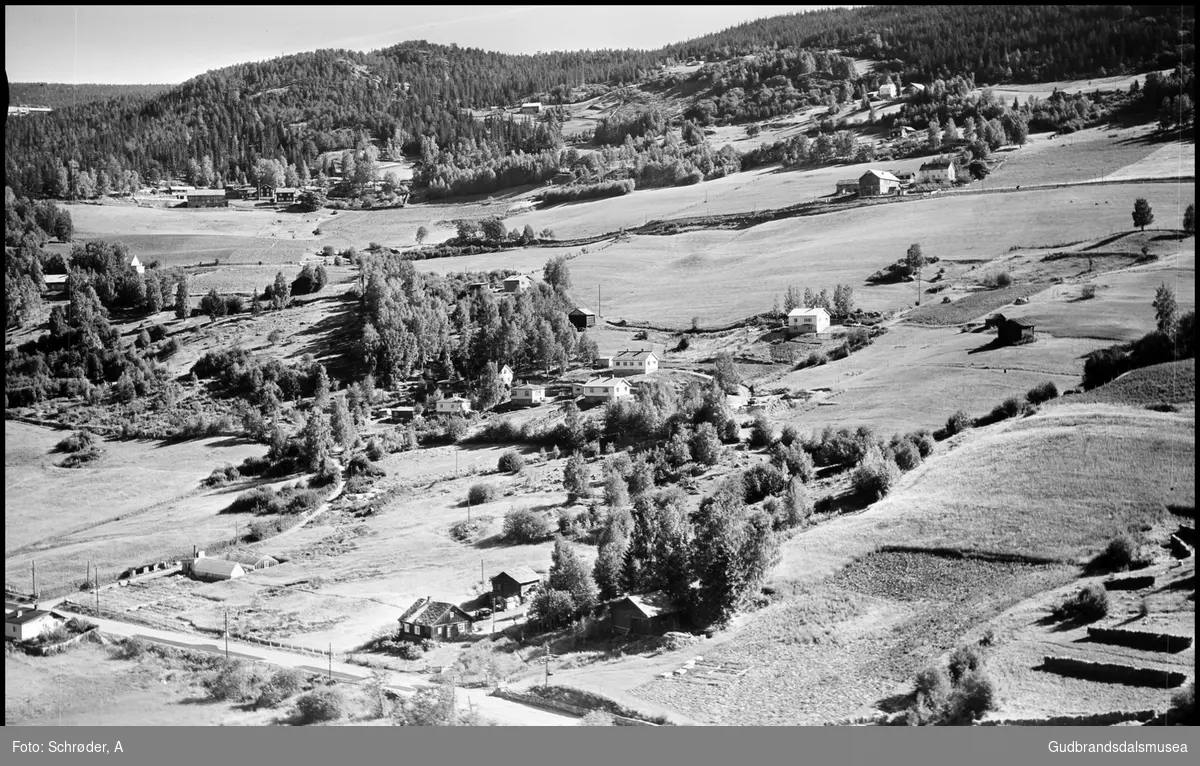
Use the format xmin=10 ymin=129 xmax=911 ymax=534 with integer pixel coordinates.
xmin=858 ymin=169 xmax=902 ymax=197
xmin=611 ymin=592 xmax=683 ymax=636
xmin=187 ymin=189 xmax=229 ymax=208
xmin=569 ymin=307 xmax=597 ymax=330
xmin=835 ymin=179 xmax=860 ymax=196
xmin=490 ymin=566 xmax=542 ymax=607
xmin=397 ymin=597 xmax=474 ymax=640
xmin=996 ymin=315 xmax=1036 ymax=345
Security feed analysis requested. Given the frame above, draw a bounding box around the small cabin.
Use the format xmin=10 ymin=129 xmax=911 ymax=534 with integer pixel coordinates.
xmin=569 ymin=307 xmax=597 ymax=330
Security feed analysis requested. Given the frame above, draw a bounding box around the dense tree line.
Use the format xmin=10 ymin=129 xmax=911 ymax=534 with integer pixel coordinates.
xmin=8 ymin=82 xmax=171 ymax=108
xmin=9 ymin=7 xmax=1188 ymax=200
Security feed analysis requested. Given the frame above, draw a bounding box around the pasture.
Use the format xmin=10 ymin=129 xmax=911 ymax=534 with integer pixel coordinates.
xmin=986 ymin=124 xmax=1180 ymax=187
xmin=421 ymin=182 xmax=1196 ymax=329
xmin=4 ymin=421 xmax=268 ymax=588
xmin=1067 ymin=358 xmax=1196 ymax=407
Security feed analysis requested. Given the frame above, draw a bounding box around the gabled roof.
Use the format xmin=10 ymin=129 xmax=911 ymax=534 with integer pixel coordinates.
xmin=570 ymin=306 xmax=596 ymax=316
xmin=492 ymin=566 xmax=541 ymax=585
xmin=504 ymin=274 xmax=531 ymax=284
xmin=788 ymin=307 xmax=830 ymax=317
xmin=275 ymin=187 xmax=299 ymax=193
xmin=919 ymin=158 xmax=955 ymax=170
xmin=613 ymin=349 xmax=657 ymax=361
xmin=187 ymin=189 xmax=226 ymax=196
xmin=512 ymin=382 xmax=546 ymax=392
xmin=1007 ymin=317 xmax=1036 ymax=328
xmin=5 ymin=607 xmax=58 ymax=626
xmin=439 ymin=396 xmax=471 ymax=404
xmin=398 ymin=598 xmax=473 ymax=626
xmin=192 ymin=558 xmax=244 ymax=577
xmin=222 ymin=552 xmax=279 ymax=568
xmin=860 ymin=169 xmax=901 ymax=182
xmin=616 ymin=591 xmax=683 ymax=619
xmin=580 ymin=376 xmax=629 ymax=388
xmin=836 ymin=179 xmax=860 ymax=186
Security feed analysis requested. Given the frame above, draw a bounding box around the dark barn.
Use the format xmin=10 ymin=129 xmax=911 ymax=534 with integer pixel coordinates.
xmin=611 ymin=592 xmax=683 ymax=636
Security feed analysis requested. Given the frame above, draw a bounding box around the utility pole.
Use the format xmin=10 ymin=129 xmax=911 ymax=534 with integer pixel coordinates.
xmin=32 ymin=560 xmax=36 ymax=600
xmin=467 ymin=493 xmax=471 ymax=523
xmin=481 ymin=559 xmax=485 ymax=592
xmin=544 ymin=643 xmax=550 ymax=686
xmin=94 ymin=570 xmax=100 ymax=617
xmin=597 ymin=284 xmax=601 ymax=318
xmin=224 ymin=608 xmax=229 ymax=661
xmin=328 ymin=642 xmax=333 ymax=680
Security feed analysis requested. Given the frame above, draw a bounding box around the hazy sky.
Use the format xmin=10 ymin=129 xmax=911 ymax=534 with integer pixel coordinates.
xmin=5 ymin=5 xmax=840 ymax=85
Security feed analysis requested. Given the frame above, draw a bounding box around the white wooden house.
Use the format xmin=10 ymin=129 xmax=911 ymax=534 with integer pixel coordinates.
xmin=511 ymin=383 xmax=547 ymax=406
xmin=611 ymin=350 xmax=659 ymax=376
xmin=787 ymin=307 xmax=831 ymax=335
xmin=435 ymin=397 xmax=472 ymax=415
xmin=572 ymin=376 xmax=632 ymax=402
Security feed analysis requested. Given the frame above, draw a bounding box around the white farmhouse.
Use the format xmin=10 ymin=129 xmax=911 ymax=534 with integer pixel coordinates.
xmin=787 ymin=307 xmax=831 ymax=335
xmin=5 ymin=605 xmax=64 ymax=642
xmin=511 ymin=383 xmax=547 ymax=406
xmin=498 ymin=364 xmax=514 ymax=387
xmin=572 ymin=376 xmax=632 ymax=402
xmin=877 ymin=82 xmax=898 ymax=99
xmin=435 ymin=396 xmax=473 ymax=415
xmin=917 ymin=158 xmax=957 ymax=186
xmin=611 ymin=349 xmax=659 ymax=376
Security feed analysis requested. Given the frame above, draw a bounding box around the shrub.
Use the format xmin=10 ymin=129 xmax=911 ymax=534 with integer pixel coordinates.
xmin=1088 ymin=535 xmax=1138 ymax=574
xmin=206 ymin=661 xmax=260 ymax=702
xmin=944 ymin=410 xmax=972 ymax=436
xmin=851 ymin=446 xmax=901 ymax=500
xmin=779 ymin=424 xmax=800 ymax=447
xmin=467 ymin=483 xmax=499 ymax=505
xmin=579 ymin=710 xmax=616 ymax=726
xmin=395 ymin=642 xmax=424 ymax=661
xmin=255 ymin=667 xmax=304 ymax=708
xmin=1025 ymin=381 xmax=1059 ymax=405
xmin=748 ymin=413 xmax=775 ymax=448
xmin=1081 ymin=283 xmax=1097 ymax=299
xmin=948 ymin=645 xmax=985 ymax=685
xmin=503 ymin=506 xmax=553 ymax=543
xmin=498 ymin=450 xmax=526 ymax=474
xmin=55 ymin=430 xmax=99 ymax=453
xmin=203 ymin=464 xmax=241 ymax=487
xmin=911 ymin=430 xmax=935 ymax=458
xmin=1054 ymin=583 xmax=1109 ymax=623
xmin=891 ymin=439 xmax=921 ymax=472
xmin=295 ymin=687 xmax=345 ymax=724
xmin=945 ymin=669 xmax=997 ymax=724
xmin=909 ymin=665 xmax=952 ymax=724
xmin=1169 ymin=682 xmax=1196 ymax=726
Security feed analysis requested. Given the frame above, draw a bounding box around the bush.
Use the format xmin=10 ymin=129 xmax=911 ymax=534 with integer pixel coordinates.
xmin=945 ymin=669 xmax=997 ymax=724
xmin=748 ymin=413 xmax=775 ymax=448
xmin=779 ymin=424 xmax=800 ymax=447
xmin=579 ymin=710 xmax=616 ymax=726
xmin=1054 ymin=583 xmax=1109 ymax=623
xmin=467 ymin=483 xmax=499 ymax=505
xmin=206 ymin=661 xmax=260 ymax=702
xmin=948 ymin=645 xmax=985 ymax=686
xmin=295 ymin=688 xmax=345 ymax=724
xmin=851 ymin=447 xmax=901 ymax=500
xmin=395 ymin=642 xmax=424 ymax=661
xmin=1081 ymin=283 xmax=1097 ymax=299
xmin=1088 ymin=535 xmax=1138 ymax=574
xmin=911 ymin=430 xmax=935 ymax=458
xmin=255 ymin=667 xmax=304 ymax=708
xmin=498 ymin=450 xmax=526 ymax=474
xmin=503 ymin=506 xmax=553 ymax=543
xmin=944 ymin=410 xmax=972 ymax=436
xmin=55 ymin=430 xmax=99 ymax=453
xmin=1025 ymin=381 xmax=1059 ymax=405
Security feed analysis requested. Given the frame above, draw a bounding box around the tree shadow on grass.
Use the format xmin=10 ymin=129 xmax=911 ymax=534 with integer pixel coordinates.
xmin=875 ymin=690 xmax=915 ymax=715
xmin=814 ymin=487 xmax=874 ymax=517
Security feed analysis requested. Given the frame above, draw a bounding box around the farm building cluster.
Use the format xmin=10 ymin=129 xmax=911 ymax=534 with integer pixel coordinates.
xmin=834 ymin=158 xmax=959 ymax=198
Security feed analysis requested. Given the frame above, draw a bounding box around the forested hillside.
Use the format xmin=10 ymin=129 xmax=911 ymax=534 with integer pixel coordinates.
xmin=8 ymin=82 xmax=172 ymax=108
xmin=4 ymin=5 xmax=1192 ymax=200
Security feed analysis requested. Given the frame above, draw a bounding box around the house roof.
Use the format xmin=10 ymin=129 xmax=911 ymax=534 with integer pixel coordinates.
xmin=187 ymin=189 xmax=226 ymax=196
xmin=192 ymin=558 xmax=244 ymax=577
xmin=398 ymin=597 xmax=473 ymax=626
xmin=617 ymin=591 xmax=682 ymax=619
xmin=1006 ymin=317 xmax=1036 ymax=328
xmin=439 ymin=396 xmax=471 ymax=405
xmin=788 ymin=307 xmax=830 ymax=317
xmin=504 ymin=275 xmax=531 ymax=284
xmin=222 ymin=552 xmax=279 ymax=568
xmin=276 ymin=187 xmax=299 ymax=193
xmin=512 ymin=383 xmax=546 ymax=392
xmin=5 ymin=608 xmax=57 ymax=626
xmin=43 ymin=274 xmax=68 ymax=285
xmin=836 ymin=179 xmax=860 ymax=186
xmin=613 ymin=349 xmax=657 ymax=361
xmin=580 ymin=376 xmax=629 ymax=388
xmin=492 ymin=566 xmax=541 ymax=585
xmin=570 ymin=306 xmax=596 ymax=316
xmin=919 ymin=158 xmax=955 ymax=170
xmin=861 ymin=169 xmax=901 ymax=182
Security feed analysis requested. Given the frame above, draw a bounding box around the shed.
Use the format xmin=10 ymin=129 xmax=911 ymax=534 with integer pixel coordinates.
xmin=569 ymin=307 xmax=597 ymax=330
xmin=997 ymin=316 xmax=1036 ymax=345
xmin=611 ymin=592 xmax=683 ymax=636
xmin=398 ymin=597 xmax=474 ymax=640
xmin=43 ymin=274 xmax=68 ymax=294
xmin=520 ymin=102 xmax=542 ymax=115
xmin=490 ymin=566 xmax=542 ymax=604
xmin=189 ymin=557 xmax=246 ymax=581
xmin=835 ymin=179 xmax=860 ymax=196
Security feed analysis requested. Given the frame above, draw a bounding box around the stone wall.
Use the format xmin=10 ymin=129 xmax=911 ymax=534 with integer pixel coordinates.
xmin=1041 ymin=656 xmax=1188 ymax=688
xmin=1087 ymin=626 xmax=1193 ymax=654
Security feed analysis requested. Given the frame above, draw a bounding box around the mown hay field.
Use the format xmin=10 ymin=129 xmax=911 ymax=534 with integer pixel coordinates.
xmin=1066 ymin=359 xmax=1196 ymax=407
xmin=985 ymin=124 xmax=1171 ymax=187
xmin=418 ymin=183 xmax=1194 ymax=328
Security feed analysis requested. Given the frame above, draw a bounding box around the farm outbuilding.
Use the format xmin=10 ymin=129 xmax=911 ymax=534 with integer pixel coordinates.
xmin=996 ymin=315 xmax=1036 ymax=345
xmin=787 ymin=307 xmax=831 ymax=335
xmin=611 ymin=592 xmax=683 ymax=636
xmin=858 ymin=169 xmax=902 ymax=197
xmin=503 ymin=275 xmax=532 ymax=293
xmin=889 ymin=125 xmax=917 ymax=139
xmin=511 ymin=383 xmax=547 ymax=406
xmin=42 ymin=274 xmax=68 ymax=294
xmin=520 ymin=102 xmax=542 ymax=114
xmin=569 ymin=307 xmax=597 ymax=330
xmin=186 ymin=189 xmax=229 ymax=208
xmin=188 ymin=557 xmax=246 ymax=581
xmin=398 ymin=597 xmax=474 ymax=640
xmin=491 ymin=566 xmax=541 ymax=607
xmin=835 ymin=179 xmax=860 ymax=196
xmin=222 ymin=552 xmax=280 ymax=571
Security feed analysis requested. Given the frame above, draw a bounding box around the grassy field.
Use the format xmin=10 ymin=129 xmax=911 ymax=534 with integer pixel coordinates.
xmin=986 ymin=124 xmax=1171 ymax=187
xmin=1107 ymin=138 xmax=1196 ymax=181
xmin=4 ymin=421 xmax=269 ymax=588
xmin=416 ymin=183 xmax=1194 ymax=328
xmin=1067 ymin=358 xmax=1196 ymax=407
xmin=771 ymin=403 xmax=1194 ymax=589
xmin=904 ymin=283 xmax=1049 ymax=325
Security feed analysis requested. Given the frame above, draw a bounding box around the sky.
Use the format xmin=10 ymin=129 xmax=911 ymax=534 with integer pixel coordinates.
xmin=5 ymin=5 xmax=844 ymax=85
